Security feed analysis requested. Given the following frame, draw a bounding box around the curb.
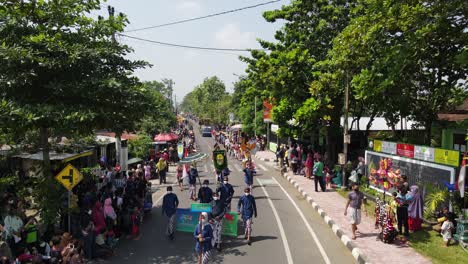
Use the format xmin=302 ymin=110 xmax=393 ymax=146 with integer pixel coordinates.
xmin=281 ymin=172 xmax=370 ymax=264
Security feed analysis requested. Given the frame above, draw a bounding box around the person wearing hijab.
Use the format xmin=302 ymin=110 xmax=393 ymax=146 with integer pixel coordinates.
xmin=193 ymin=212 xmax=213 ymax=264
xmin=92 ymin=202 xmax=106 ymax=235
xmin=103 ymin=198 xmax=116 ymax=229
xmin=408 ymin=185 xmax=423 ymax=232
xmin=156 ymin=158 xmax=167 ymax=184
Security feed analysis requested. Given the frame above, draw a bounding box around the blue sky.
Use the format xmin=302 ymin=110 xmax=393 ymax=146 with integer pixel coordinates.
xmin=101 ymin=0 xmax=288 ymax=101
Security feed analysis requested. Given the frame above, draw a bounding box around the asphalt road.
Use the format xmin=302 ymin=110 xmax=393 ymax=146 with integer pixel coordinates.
xmin=105 ymin=126 xmax=355 ymax=264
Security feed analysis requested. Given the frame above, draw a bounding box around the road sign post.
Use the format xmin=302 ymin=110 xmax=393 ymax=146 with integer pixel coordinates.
xmin=55 ymin=164 xmax=83 ymax=232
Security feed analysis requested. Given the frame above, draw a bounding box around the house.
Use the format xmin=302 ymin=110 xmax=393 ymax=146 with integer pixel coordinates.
xmin=437 ymin=98 xmax=468 ymax=152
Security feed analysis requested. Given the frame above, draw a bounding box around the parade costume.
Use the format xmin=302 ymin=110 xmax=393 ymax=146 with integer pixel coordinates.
xmin=210 ymin=198 xmax=226 ymax=250
xmin=194 ymin=213 xmax=213 ymax=264
xmin=237 ymin=192 xmax=257 ymax=244
xmin=162 ymin=191 xmax=179 ymax=238
xmin=217 ymin=182 xmax=234 ymax=211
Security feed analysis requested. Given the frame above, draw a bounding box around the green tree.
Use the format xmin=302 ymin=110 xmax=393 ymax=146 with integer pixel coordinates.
xmin=181 ymin=76 xmax=231 ymax=125
xmin=0 ymin=0 xmax=150 ymax=224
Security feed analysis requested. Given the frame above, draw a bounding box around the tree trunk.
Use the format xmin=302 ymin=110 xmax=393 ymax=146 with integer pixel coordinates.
xmin=424 ymin=120 xmax=433 ymax=145
xmin=40 ymin=126 xmax=51 ymax=178
xmin=115 ymin=133 xmax=122 ymax=165
xmin=326 ymin=104 xmax=342 ymax=165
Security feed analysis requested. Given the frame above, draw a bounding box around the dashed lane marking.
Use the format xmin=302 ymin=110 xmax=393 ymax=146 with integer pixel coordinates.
xmin=256 ymin=178 xmax=294 ymax=264
xmin=258 ymin=163 xmax=268 ymax=172
xmin=271 ymin=177 xmax=331 ymax=264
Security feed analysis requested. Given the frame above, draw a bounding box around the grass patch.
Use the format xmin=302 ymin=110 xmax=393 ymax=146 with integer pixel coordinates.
xmin=410 ymin=226 xmax=468 ymax=264
xmin=337 ymin=189 xmax=468 ymax=263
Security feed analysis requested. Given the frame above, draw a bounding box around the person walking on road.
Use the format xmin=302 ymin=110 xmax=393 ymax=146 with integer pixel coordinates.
xmin=198 ymin=180 xmax=214 ymax=203
xmin=157 ymin=158 xmax=167 ymax=185
xmin=162 ymin=186 xmax=179 ymax=240
xmin=216 ymin=176 xmax=234 ymax=211
xmin=189 ymin=163 xmax=199 ymax=200
xmin=313 ymin=155 xmax=326 ymax=192
xmin=243 ymin=161 xmax=254 ymax=193
xmin=238 ymin=187 xmax=257 ymax=245
xmin=344 ymin=183 xmax=367 ymax=240
xmin=194 ymin=212 xmax=213 ymax=264
xmin=210 ymin=192 xmax=225 ymax=251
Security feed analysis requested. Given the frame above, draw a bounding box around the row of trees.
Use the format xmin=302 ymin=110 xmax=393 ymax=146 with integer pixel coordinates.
xmin=232 ymin=0 xmax=467 ymax=162
xmin=0 ymin=0 xmax=175 ymax=223
xmin=181 ymin=76 xmax=232 ymax=125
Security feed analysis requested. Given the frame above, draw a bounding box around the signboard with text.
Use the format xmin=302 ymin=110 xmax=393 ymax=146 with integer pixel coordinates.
xmin=434 ymin=149 xmax=460 ymax=167
xmin=414 ymin=146 xmax=435 ymax=162
xmin=397 ymin=143 xmax=415 ymax=158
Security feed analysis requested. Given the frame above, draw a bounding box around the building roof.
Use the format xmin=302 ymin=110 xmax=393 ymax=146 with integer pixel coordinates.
xmin=340 ymin=117 xmax=423 ymax=131
xmin=13 ymin=149 xmax=93 ymax=162
xmin=437 ymin=98 xmax=468 ymax=122
xmin=95 ymin=131 xmax=138 ymax=140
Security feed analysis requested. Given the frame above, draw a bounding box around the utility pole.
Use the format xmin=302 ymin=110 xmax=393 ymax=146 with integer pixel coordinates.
xmin=174 ymin=94 xmax=177 ymax=115
xmin=109 ymin=5 xmax=122 ymax=166
xmin=342 ymin=71 xmax=350 ymax=189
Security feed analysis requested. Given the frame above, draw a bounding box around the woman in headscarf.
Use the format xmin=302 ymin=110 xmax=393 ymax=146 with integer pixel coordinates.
xmin=408 ymin=185 xmax=423 ymax=232
xmin=103 ymin=198 xmax=116 ymax=229
xmin=193 ymin=212 xmax=213 ymax=264
xmin=92 ymin=201 xmax=106 ymax=235
xmin=156 ymin=158 xmax=167 ymax=185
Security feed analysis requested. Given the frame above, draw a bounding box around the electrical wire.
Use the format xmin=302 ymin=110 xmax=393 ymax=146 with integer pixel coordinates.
xmin=118 ymin=33 xmax=262 ymax=52
xmin=123 ymin=0 xmax=282 ymax=33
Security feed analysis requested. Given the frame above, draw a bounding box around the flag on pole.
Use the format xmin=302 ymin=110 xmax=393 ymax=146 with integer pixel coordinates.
xmin=458 ymin=153 xmax=466 ymax=198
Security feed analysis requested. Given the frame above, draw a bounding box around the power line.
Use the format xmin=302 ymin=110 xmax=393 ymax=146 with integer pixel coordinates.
xmin=118 ymin=33 xmax=261 ymax=52
xmin=124 ymin=0 xmax=282 ymax=33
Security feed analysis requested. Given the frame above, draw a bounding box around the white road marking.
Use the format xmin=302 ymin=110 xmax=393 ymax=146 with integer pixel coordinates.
xmin=270 ymin=177 xmax=331 ymax=264
xmin=256 ymin=178 xmax=294 ymax=264
xmin=233 ymin=163 xmax=242 ymax=172
xmin=258 ymin=163 xmax=268 ymax=172
xmin=204 ymin=165 xmax=208 ymax=173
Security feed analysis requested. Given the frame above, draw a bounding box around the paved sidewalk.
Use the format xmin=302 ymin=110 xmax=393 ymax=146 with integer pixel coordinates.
xmin=254 ymin=151 xmax=431 ymax=264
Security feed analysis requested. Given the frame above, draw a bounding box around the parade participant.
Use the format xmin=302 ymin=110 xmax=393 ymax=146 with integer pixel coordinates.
xmin=162 ymin=186 xmax=179 ymax=240
xmin=194 ymin=212 xmax=213 ymax=264
xmin=344 ymin=183 xmax=367 ymax=240
xmin=156 ymin=158 xmax=168 ymax=184
xmin=216 ymin=176 xmax=234 ymax=211
xmin=176 ymin=163 xmax=184 ymax=191
xmin=210 ymin=192 xmax=225 ymax=251
xmin=243 ymin=161 xmax=254 ymax=193
xmin=237 ymin=187 xmax=257 ymax=245
xmin=189 ymin=163 xmax=199 ymax=201
xmin=198 ymin=180 xmax=214 ymax=204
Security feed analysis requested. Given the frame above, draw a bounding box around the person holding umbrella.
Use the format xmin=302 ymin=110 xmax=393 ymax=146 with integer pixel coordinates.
xmin=194 ymin=212 xmax=213 ymax=264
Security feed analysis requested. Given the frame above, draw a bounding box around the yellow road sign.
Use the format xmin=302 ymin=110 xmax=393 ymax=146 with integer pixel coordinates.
xmin=55 ymin=164 xmax=83 ymax=191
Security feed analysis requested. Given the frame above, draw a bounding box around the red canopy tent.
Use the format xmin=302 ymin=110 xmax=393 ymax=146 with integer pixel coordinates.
xmin=154 ymin=133 xmax=179 ymax=142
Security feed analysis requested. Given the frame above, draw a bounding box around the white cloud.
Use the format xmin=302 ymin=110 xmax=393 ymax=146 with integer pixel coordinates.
xmin=176 ymin=0 xmax=202 ymax=15
xmin=215 ymin=23 xmax=257 ymax=49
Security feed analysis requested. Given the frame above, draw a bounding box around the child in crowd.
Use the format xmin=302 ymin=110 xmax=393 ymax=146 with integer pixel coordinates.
xmin=128 ymin=206 xmax=141 ymax=240
xmin=440 ymin=217 xmax=454 ymax=247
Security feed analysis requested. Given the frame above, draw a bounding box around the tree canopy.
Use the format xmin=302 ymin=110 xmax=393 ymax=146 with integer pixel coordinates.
xmin=234 ymin=0 xmax=467 ymax=161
